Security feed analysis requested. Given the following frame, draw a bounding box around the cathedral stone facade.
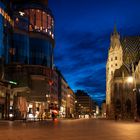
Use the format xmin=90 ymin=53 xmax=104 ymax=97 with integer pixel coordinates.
xmin=106 ymin=26 xmax=140 ymax=120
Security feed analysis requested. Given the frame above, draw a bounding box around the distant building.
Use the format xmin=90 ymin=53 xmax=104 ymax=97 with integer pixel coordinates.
xmin=106 ymin=26 xmax=140 ymax=120
xmin=75 ymin=90 xmax=94 ymax=118
xmin=67 ymin=87 xmax=75 ymax=118
xmin=101 ymin=101 xmax=106 ymax=118
xmin=95 ymin=105 xmax=100 ymax=116
xmin=56 ymin=69 xmax=75 ymax=118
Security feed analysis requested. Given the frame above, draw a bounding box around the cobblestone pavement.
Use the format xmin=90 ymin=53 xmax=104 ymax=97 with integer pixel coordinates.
xmin=0 ymin=119 xmax=140 ymax=140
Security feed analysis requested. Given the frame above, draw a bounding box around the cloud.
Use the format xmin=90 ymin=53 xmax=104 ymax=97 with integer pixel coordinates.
xmin=50 ymin=0 xmax=140 ymax=105
xmin=54 ymin=31 xmax=109 ymax=104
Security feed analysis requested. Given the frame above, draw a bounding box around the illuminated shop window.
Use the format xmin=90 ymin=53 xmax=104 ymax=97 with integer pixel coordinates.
xmin=36 ymin=9 xmax=41 ymax=29
xmin=48 ymin=14 xmax=51 ymax=30
xmin=26 ymin=9 xmax=54 ymax=38
xmin=43 ymin=11 xmax=47 ymax=29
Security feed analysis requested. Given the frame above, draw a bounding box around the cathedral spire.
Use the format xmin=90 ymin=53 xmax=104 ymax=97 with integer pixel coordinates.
xmin=113 ymin=24 xmax=118 ymax=35
xmin=110 ymin=24 xmax=120 ymax=49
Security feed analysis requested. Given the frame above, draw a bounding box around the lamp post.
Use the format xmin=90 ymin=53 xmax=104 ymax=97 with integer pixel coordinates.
xmin=46 ymin=94 xmax=50 ymax=111
xmin=74 ymin=100 xmax=77 ymax=118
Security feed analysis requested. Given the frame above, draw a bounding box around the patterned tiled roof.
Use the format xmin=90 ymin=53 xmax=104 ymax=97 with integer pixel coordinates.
xmin=121 ymin=36 xmax=140 ymax=66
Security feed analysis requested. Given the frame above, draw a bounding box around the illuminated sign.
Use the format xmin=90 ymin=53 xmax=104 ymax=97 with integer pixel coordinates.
xmin=0 ymin=7 xmax=14 ymax=26
xmin=9 ymin=80 xmax=17 ymax=85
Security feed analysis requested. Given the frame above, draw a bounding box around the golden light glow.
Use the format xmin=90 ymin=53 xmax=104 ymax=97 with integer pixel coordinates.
xmin=19 ymin=11 xmax=25 ymax=16
xmin=75 ymin=100 xmax=77 ymax=103
xmin=0 ymin=7 xmax=14 ymax=26
xmin=67 ymin=94 xmax=70 ymax=98
xmin=127 ymin=76 xmax=133 ymax=83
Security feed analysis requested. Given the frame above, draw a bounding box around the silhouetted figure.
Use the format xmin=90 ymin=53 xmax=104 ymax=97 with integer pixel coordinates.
xmin=52 ymin=112 xmax=55 ymax=121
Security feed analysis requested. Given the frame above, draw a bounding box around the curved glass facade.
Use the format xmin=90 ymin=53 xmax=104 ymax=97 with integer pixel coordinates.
xmin=13 ymin=33 xmax=29 ymax=64
xmin=12 ymin=3 xmax=55 ymax=68
xmin=29 ymin=36 xmax=53 ymax=67
xmin=24 ymin=8 xmax=54 ymax=39
xmin=13 ymin=11 xmax=29 ymax=64
xmin=0 ymin=1 xmax=13 ymax=64
xmin=0 ymin=2 xmax=4 ymax=58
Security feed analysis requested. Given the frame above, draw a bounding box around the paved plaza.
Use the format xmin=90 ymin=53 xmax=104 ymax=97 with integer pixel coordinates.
xmin=0 ymin=119 xmax=140 ymax=140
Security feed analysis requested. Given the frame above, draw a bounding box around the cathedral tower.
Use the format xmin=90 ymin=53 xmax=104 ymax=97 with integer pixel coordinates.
xmin=106 ymin=26 xmax=123 ymax=118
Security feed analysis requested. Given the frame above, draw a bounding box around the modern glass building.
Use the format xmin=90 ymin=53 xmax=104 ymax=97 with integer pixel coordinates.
xmin=0 ymin=0 xmax=13 ymax=63
xmin=0 ymin=0 xmax=14 ymax=120
xmin=13 ymin=10 xmax=29 ymax=64
xmin=0 ymin=1 xmax=5 ymax=58
xmin=12 ymin=0 xmax=55 ymax=68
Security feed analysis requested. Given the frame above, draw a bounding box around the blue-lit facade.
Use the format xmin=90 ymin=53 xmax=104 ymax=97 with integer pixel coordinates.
xmin=0 ymin=0 xmax=14 ymax=120
xmin=0 ymin=1 xmax=13 ymax=63
xmin=13 ymin=11 xmax=29 ymax=64
xmin=12 ymin=2 xmax=55 ymax=68
xmin=29 ymin=37 xmax=53 ymax=67
xmin=0 ymin=2 xmax=4 ymax=57
xmin=0 ymin=0 xmax=59 ymax=120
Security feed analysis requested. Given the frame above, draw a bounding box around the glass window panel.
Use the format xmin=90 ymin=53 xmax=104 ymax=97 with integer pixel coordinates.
xmin=36 ymin=10 xmax=41 ymax=28
xmin=30 ymin=9 xmax=35 ymax=27
xmin=43 ymin=12 xmax=47 ymax=29
xmin=48 ymin=15 xmax=51 ymax=30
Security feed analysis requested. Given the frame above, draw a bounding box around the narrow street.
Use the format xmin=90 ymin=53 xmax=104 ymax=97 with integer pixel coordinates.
xmin=0 ymin=119 xmax=139 ymax=140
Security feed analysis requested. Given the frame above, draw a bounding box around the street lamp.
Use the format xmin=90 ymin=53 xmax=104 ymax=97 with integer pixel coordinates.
xmin=127 ymin=76 xmax=133 ymax=83
xmin=67 ymin=94 xmax=70 ymax=98
xmin=74 ymin=100 xmax=77 ymax=118
xmin=75 ymin=100 xmax=77 ymax=103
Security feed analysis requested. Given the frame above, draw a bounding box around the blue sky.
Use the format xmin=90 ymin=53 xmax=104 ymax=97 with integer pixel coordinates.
xmin=49 ymin=0 xmax=140 ymax=104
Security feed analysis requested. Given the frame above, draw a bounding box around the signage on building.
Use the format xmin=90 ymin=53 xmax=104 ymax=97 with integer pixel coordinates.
xmin=0 ymin=7 xmax=14 ymax=26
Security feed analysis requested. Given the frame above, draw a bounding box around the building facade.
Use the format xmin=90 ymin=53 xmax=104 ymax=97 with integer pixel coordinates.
xmin=0 ymin=0 xmax=58 ymax=120
xmin=0 ymin=0 xmax=14 ymax=120
xmin=0 ymin=0 xmax=75 ymax=120
xmin=75 ymin=90 xmax=93 ymax=118
xmin=106 ymin=26 xmax=140 ymax=120
xmin=106 ymin=27 xmax=123 ymax=118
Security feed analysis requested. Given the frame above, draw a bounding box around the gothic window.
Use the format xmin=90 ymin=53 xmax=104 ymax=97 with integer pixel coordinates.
xmin=115 ymin=63 xmax=117 ymax=66
xmin=115 ymin=56 xmax=117 ymax=60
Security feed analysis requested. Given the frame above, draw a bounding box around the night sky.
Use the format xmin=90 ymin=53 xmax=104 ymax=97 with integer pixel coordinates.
xmin=49 ymin=0 xmax=140 ymax=105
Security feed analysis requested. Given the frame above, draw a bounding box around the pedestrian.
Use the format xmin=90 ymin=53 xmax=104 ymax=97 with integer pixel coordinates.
xmin=52 ymin=112 xmax=55 ymax=121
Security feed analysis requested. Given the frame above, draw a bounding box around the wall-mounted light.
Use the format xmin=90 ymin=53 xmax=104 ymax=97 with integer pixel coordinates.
xmin=19 ymin=11 xmax=25 ymax=16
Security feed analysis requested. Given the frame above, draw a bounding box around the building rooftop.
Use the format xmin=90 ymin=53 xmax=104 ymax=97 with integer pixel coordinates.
xmin=121 ymin=36 xmax=140 ymax=66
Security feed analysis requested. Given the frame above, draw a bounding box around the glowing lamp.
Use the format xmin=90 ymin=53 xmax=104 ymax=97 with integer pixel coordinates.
xmin=127 ymin=76 xmax=133 ymax=83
